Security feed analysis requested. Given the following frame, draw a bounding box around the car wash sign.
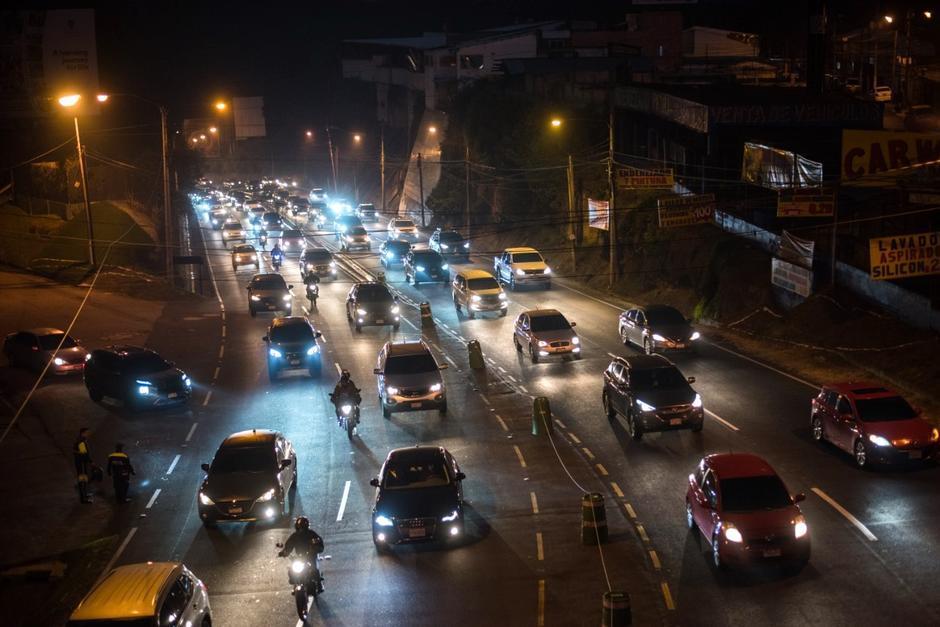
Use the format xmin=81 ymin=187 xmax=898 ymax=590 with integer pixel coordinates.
xmin=842 ymin=130 xmax=940 ymax=184
xmin=869 ymin=231 xmax=940 ymax=280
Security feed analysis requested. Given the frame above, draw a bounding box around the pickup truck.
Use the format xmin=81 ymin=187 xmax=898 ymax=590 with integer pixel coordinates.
xmin=493 ymin=247 xmax=552 ymax=290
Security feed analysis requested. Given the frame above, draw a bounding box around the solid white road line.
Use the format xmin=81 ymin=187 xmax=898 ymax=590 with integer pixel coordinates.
xmin=165 ymin=454 xmax=181 ymax=476
xmin=336 ymin=480 xmax=351 ymax=522
xmin=145 ymin=489 xmax=161 ymax=509
xmin=334 ymin=363 xmax=342 ymax=376
xmin=812 ymin=487 xmax=878 ymax=541
xmin=184 ymin=422 xmax=198 ymax=442
xmin=705 ymin=408 xmax=740 ymax=432
xmin=401 ymin=316 xmax=419 ymax=331
xmin=97 ymin=527 xmax=138 ymax=585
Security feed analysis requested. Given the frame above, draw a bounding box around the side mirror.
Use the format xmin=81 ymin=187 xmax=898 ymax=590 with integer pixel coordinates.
xmin=570 ymin=321 xmax=577 ymax=327
xmin=793 ymin=492 xmax=806 ymax=503
xmin=455 ymin=472 xmax=466 ymax=481
xmin=369 ymin=478 xmax=380 ymax=487
xmin=201 ymin=463 xmax=210 ymax=472
xmin=687 ymin=376 xmax=696 ymax=384
xmin=373 ymin=368 xmax=383 ymax=375
xmin=280 ymin=459 xmax=292 ymax=469
xmin=439 ymin=364 xmax=449 ymax=370
xmin=288 ymin=284 xmax=294 ymax=290
xmin=262 ymin=335 xmax=269 ymax=342
xmin=315 ymin=331 xmax=322 ymax=338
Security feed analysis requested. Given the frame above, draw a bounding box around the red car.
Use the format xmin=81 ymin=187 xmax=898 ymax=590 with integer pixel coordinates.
xmin=686 ymin=454 xmax=809 ymax=572
xmin=811 ymin=382 xmax=938 ymax=468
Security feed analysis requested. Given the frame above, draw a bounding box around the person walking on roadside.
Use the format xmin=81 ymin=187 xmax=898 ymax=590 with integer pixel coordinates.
xmin=73 ymin=427 xmax=93 ymax=504
xmin=106 ymin=443 xmax=135 ymax=503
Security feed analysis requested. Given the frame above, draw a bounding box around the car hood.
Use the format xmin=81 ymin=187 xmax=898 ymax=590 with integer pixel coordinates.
xmin=469 ymin=288 xmax=503 ymax=297
xmin=251 ymin=288 xmax=289 ymax=298
xmin=866 ymin=418 xmax=935 ymax=444
xmin=375 ymin=485 xmax=458 ymax=519
xmin=45 ymin=345 xmax=88 ymax=361
xmin=135 ymin=368 xmax=185 ymax=385
xmin=358 ymin=300 xmax=396 ymax=311
xmin=532 ymin=329 xmax=577 ymax=343
xmin=203 ymin=472 xmax=276 ymax=502
xmin=349 ymin=235 xmax=370 ymax=241
xmin=634 ymin=386 xmax=695 ymax=408
xmin=395 ymin=226 xmax=417 ymax=232
xmin=723 ymin=506 xmax=802 ymax=537
xmin=272 ymin=339 xmax=316 ymax=353
xmin=384 ymin=371 xmax=442 ymax=389
xmin=511 ymin=261 xmax=547 ymax=271
xmin=650 ymin=323 xmax=693 ymax=341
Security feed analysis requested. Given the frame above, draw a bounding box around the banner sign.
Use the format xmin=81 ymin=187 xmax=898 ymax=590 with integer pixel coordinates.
xmin=657 ymin=193 xmax=715 ymax=228
xmin=868 ymin=231 xmax=940 ymax=280
xmin=777 ymin=230 xmax=815 ymax=269
xmin=842 ymin=130 xmax=940 ymax=183
xmin=777 ymin=188 xmax=835 ymax=217
xmin=588 ymin=199 xmax=609 ymax=230
xmin=42 ymin=10 xmax=99 ymax=96
xmin=771 ymin=258 xmax=813 ymax=297
xmin=617 ymin=167 xmax=675 ymax=189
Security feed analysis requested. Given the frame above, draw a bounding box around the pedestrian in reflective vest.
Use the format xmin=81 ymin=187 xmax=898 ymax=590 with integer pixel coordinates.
xmin=107 ymin=443 xmax=135 ymax=503
xmin=73 ymin=427 xmax=93 ymax=504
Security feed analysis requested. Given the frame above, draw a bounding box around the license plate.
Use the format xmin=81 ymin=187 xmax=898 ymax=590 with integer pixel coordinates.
xmin=669 ymin=418 xmax=683 ymax=426
xmin=229 ymin=507 xmax=243 ymax=514
xmin=375 ymin=319 xmax=385 ymax=324
xmin=411 ymin=402 xmax=423 ymax=408
xmin=408 ymin=528 xmax=426 ymax=538
xmin=168 ymin=392 xmax=178 ymax=399
xmin=909 ymin=450 xmax=923 ymax=459
xmin=762 ymin=548 xmax=782 ymax=558
xmin=267 ymin=304 xmax=277 ymax=310
xmin=289 ymin=359 xmax=300 ymax=366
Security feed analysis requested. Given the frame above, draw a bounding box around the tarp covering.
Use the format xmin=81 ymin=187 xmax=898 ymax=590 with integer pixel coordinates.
xmin=741 ymin=142 xmax=823 ymax=189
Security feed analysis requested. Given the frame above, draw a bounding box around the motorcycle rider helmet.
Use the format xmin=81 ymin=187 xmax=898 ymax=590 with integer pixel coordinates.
xmin=294 ymin=515 xmax=310 ymax=531
xmin=340 ymin=369 xmax=351 ymax=382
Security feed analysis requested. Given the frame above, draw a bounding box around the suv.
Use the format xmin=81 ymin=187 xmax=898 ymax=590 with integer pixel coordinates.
xmin=357 ymin=203 xmax=377 ymax=221
xmin=279 ymin=229 xmax=305 ymax=254
xmin=380 ymin=239 xmax=411 ymax=268
xmin=810 ymin=382 xmax=938 ymax=468
xmin=198 ymin=429 xmax=296 ymax=526
xmin=346 ymin=282 xmax=400 ymax=332
xmin=619 ymin=304 xmax=700 ymax=354
xmin=300 ymin=247 xmax=337 ymax=281
xmin=67 ymin=562 xmax=211 ymax=627
xmin=388 ymin=217 xmax=418 ymax=241
xmin=370 ymin=446 xmax=465 ymax=550
xmin=494 ymin=247 xmax=551 ymax=290
xmin=513 ymin=309 xmax=580 ymax=362
xmin=247 ymin=273 xmax=293 ymax=317
xmin=288 ymin=196 xmax=309 ymax=216
xmin=374 ymin=340 xmax=448 ymax=417
xmin=452 ymin=269 xmax=507 ymax=318
xmin=263 ymin=317 xmax=322 ymax=381
xmin=602 ymin=354 xmax=703 ymax=440
xmin=686 ymin=454 xmax=810 ymax=572
xmin=403 ymin=249 xmax=449 ymax=284
xmin=429 ymin=228 xmax=470 ymax=260
xmin=84 ymin=346 xmax=192 ymax=409
xmin=3 ymin=328 xmax=88 ymax=374
xmin=231 ymin=243 xmax=260 ymax=270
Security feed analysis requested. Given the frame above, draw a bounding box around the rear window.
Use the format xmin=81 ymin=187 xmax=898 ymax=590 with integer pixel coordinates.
xmin=630 ymin=366 xmax=687 ymax=389
xmin=270 ymin=323 xmax=313 ymax=343
xmin=511 ymin=252 xmax=543 ymax=263
xmin=383 ymin=456 xmax=450 ymax=489
xmin=385 ymin=352 xmax=438 ymax=375
xmin=720 ymin=475 xmax=792 ymax=512
xmin=223 ymin=222 xmax=242 ymax=230
xmin=467 ymin=277 xmax=499 ymax=290
xmin=530 ymin=314 xmax=570 ymax=332
xmin=855 ymin=396 xmax=918 ymax=422
xmin=38 ymin=333 xmax=77 ymax=350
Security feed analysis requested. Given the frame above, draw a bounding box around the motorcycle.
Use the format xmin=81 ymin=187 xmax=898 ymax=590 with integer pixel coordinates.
xmin=259 ymin=232 xmax=268 ymax=250
xmin=306 ymin=282 xmax=319 ymax=308
xmin=277 ymin=545 xmax=323 ymax=621
xmin=330 ymin=394 xmax=361 ymax=439
xmin=271 ymin=252 xmax=283 ymax=271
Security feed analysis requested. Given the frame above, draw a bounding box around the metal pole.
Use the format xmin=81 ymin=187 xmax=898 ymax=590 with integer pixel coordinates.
xmin=417 ymin=152 xmax=425 ymax=227
xmin=905 ymin=11 xmax=913 ymax=105
xmin=73 ymin=116 xmax=95 ymax=266
xmin=465 ymin=145 xmax=471 ymax=238
xmin=891 ymin=28 xmax=898 ymax=94
xmin=567 ymin=154 xmax=576 ymax=272
xmin=327 ymin=128 xmax=337 ymax=194
xmin=160 ymin=106 xmax=173 ymax=284
xmin=607 ymin=96 xmax=617 ymax=290
xmin=380 ymin=124 xmax=386 ymax=213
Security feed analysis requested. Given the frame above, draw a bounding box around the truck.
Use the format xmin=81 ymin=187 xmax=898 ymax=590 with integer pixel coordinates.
xmin=493 ymin=247 xmax=552 ymax=290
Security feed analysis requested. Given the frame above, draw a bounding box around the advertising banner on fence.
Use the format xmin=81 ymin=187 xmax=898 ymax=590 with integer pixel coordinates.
xmin=588 ymin=199 xmax=609 ymax=230
xmin=616 ymin=167 xmax=675 ymax=189
xmin=842 ymin=130 xmax=940 ymax=183
xmin=657 ymin=194 xmax=715 ymax=228
xmin=868 ymin=231 xmax=940 ymax=280
xmin=771 ymin=258 xmax=813 ymax=297
xmin=777 ymin=230 xmax=815 ymax=268
xmin=777 ymin=187 xmax=835 ymax=217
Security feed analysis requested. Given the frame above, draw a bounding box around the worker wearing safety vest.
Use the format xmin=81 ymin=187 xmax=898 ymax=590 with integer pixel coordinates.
xmin=106 ymin=443 xmax=135 ymax=503
xmin=73 ymin=427 xmax=93 ymax=504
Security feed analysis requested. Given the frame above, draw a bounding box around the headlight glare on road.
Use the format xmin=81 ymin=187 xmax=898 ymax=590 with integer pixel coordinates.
xmin=794 ymin=516 xmax=808 ymax=539
xmin=386 ymin=386 xmax=399 ymax=395
xmin=199 ymin=492 xmax=214 ymax=506
xmin=251 ymin=295 xmax=261 ymax=301
xmin=690 ymin=331 xmax=701 ymax=341
xmin=868 ymin=434 xmax=891 ymax=447
xmin=269 ymin=348 xmax=282 ymax=358
xmin=257 ymin=488 xmax=276 ymax=502
xmin=306 ymin=345 xmax=319 ymax=356
xmin=471 ymin=294 xmax=482 ymax=303
xmin=53 ymin=357 xmax=65 ymax=366
xmin=692 ymin=394 xmax=703 ymax=408
xmin=375 ymin=514 xmax=394 ymax=527
xmin=441 ymin=509 xmax=459 ymax=522
xmin=516 ymin=268 xmax=525 ymax=276
xmin=724 ymin=525 xmax=743 ymax=543
xmin=291 ymin=560 xmax=306 ymax=574
xmin=357 ymin=308 xmax=368 ymax=316
xmin=652 ymin=334 xmax=666 ymax=342
xmin=537 ymin=340 xmax=548 ymax=347
xmin=430 ymin=383 xmax=442 ymax=392
xmin=636 ymin=399 xmax=656 ymax=412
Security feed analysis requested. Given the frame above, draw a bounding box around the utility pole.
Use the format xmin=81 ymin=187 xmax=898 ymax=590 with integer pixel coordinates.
xmin=607 ymin=89 xmax=617 ymax=290
xmin=73 ymin=116 xmax=95 ymax=266
xmin=326 ymin=127 xmax=337 ymax=194
xmin=160 ymin=106 xmax=172 ymax=284
xmin=567 ymin=154 xmax=576 ymax=272
xmin=417 ymin=152 xmax=425 ymax=227
xmin=465 ymin=145 xmax=471 ymax=238
xmin=380 ymin=124 xmax=386 ymax=213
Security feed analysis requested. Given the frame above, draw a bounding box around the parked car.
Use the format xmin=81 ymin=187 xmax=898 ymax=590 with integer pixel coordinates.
xmin=811 ymin=382 xmax=938 ymax=468
xmin=374 ymin=340 xmax=448 ymax=417
xmin=247 ymin=273 xmax=293 ymax=317
xmin=198 ymin=429 xmax=296 ymax=526
xmin=513 ymin=309 xmax=580 ymax=362
xmin=452 ymin=269 xmax=507 ymax=318
xmin=263 ymin=317 xmax=322 ymax=381
xmin=619 ymin=304 xmax=700 ymax=354
xmin=602 ymin=354 xmax=703 ymax=440
xmin=299 ymin=247 xmax=337 ymax=281
xmin=686 ymin=453 xmax=810 ymax=572
xmin=380 ymin=239 xmax=411 ymax=268
xmin=3 ymin=328 xmax=88 ymax=374
xmin=84 ymin=345 xmax=192 ymax=409
xmin=231 ymin=243 xmax=260 ymax=270
xmin=346 ymin=282 xmax=400 ymax=332
xmin=429 ymin=228 xmax=470 ymax=260
xmin=403 ymin=249 xmax=449 ymax=284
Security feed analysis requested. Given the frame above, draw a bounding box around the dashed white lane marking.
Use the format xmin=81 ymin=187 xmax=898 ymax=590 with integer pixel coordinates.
xmin=221 ymin=326 xmax=226 ymax=338
xmin=334 ymin=363 xmax=343 ymax=376
xmin=661 ymin=582 xmax=676 ymax=610
xmin=610 ymin=482 xmax=624 ymax=498
xmin=401 ymin=317 xmax=419 ymax=331
xmin=596 ymin=463 xmax=609 ymax=476
xmin=336 ymin=480 xmax=351 ymax=522
xmin=812 ymin=487 xmax=878 ymax=541
xmin=513 ymin=445 xmax=527 ymax=468
xmin=568 ymin=432 xmax=582 ymax=444
xmin=625 ymin=503 xmax=637 ymax=519
xmin=536 ymin=532 xmax=544 ymax=561
xmin=217 ymin=345 xmax=225 ymax=359
xmin=494 ymin=414 xmax=509 ymax=432
xmin=480 ymin=396 xmax=491 ymax=406
xmin=213 ymin=366 xmax=220 ymax=380
xmin=706 ymin=408 xmax=740 ymax=432
xmin=530 ymin=492 xmax=539 ymax=514
xmin=649 ymin=550 xmax=662 ymax=570
xmin=582 ymin=447 xmax=595 ymax=460
xmin=97 ymin=527 xmax=137 ymax=585
xmin=444 ymin=355 xmax=457 ymax=367
xmin=554 ymin=418 xmax=567 ymax=429
xmin=519 ymin=385 xmax=529 ymax=393
xmin=537 ymin=580 xmax=546 ymax=627
xmin=165 ymin=454 xmax=181 ymax=476
xmin=184 ymin=423 xmax=198 ymax=443
xmin=636 ymin=524 xmax=650 ymax=542
xmin=202 ymin=390 xmax=212 ymax=407
xmin=145 ymin=489 xmax=162 ymax=509
xmin=497 ymin=365 xmax=506 ymax=373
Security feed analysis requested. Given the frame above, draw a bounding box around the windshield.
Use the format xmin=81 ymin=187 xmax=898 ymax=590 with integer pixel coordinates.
xmin=223 ymin=223 xmax=242 ymax=230
xmin=856 ymin=396 xmax=918 ymax=422
xmin=211 ymin=446 xmax=275 ymax=474
xmin=124 ymin=352 xmax=171 ymax=375
xmin=38 ymin=333 xmax=77 ymax=350
xmin=468 ymin=277 xmax=500 ymax=290
xmin=720 ymin=476 xmax=792 ymax=512
xmin=512 ymin=252 xmax=543 ymax=263
xmin=263 ymin=213 xmax=281 ymax=222
xmin=270 ymin=324 xmax=313 ymax=343
xmin=394 ymin=220 xmax=414 ymax=228
xmin=630 ymin=367 xmax=688 ymax=389
xmin=349 ymin=226 xmax=367 ymax=236
xmin=234 ymin=245 xmax=255 ymax=254
xmin=282 ymin=230 xmax=302 ymax=239
xmin=385 ymin=353 xmax=438 ymax=375
xmin=646 ymin=307 xmax=687 ymax=326
xmin=383 ymin=457 xmax=450 ymax=489
xmin=251 ymin=276 xmax=287 ymax=290
xmin=530 ymin=314 xmax=570 ymax=332
xmin=413 ymin=252 xmax=441 ymax=264
xmin=303 ymin=250 xmax=332 ymax=262
xmin=441 ymin=232 xmax=463 ymax=242
xmin=357 ymin=285 xmax=393 ymax=302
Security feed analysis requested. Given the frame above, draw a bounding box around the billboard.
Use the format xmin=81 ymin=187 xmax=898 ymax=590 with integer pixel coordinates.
xmin=777 ymin=187 xmax=835 ymax=217
xmin=588 ymin=199 xmax=609 ymax=230
xmin=233 ymin=97 xmax=266 ymax=139
xmin=657 ymin=193 xmax=715 ymax=228
xmin=869 ymin=231 xmax=940 ymax=280
xmin=616 ymin=167 xmax=674 ymax=189
xmin=742 ymin=142 xmax=823 ymax=190
xmin=842 ymin=130 xmax=940 ymax=183
xmin=42 ymin=10 xmax=99 ymax=97
xmin=771 ymin=259 xmax=813 ymax=297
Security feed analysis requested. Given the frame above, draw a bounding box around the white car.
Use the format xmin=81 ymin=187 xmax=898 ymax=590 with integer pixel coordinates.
xmin=388 ymin=218 xmax=419 ymax=241
xmin=221 ymin=221 xmax=246 ymax=244
xmin=872 ymin=86 xmax=892 ymax=102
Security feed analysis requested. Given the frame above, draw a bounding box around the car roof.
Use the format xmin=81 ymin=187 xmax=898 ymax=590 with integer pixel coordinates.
xmin=458 ymin=269 xmax=496 ymax=280
xmin=69 ymin=562 xmax=181 ymax=620
xmin=705 ymin=453 xmax=777 ymax=479
xmin=644 ymin=304 xmax=682 ymax=315
xmin=525 ymin=308 xmax=563 ymax=318
xmin=439 ymin=230 xmax=463 ymax=237
xmin=25 ymin=327 xmax=65 ymax=336
xmin=101 ymin=345 xmax=151 ymax=357
xmin=826 ymin=381 xmax=899 ymax=399
xmin=506 ymin=247 xmax=539 ymax=253
xmin=386 ymin=340 xmax=431 ymax=357
xmin=233 ymin=244 xmax=255 ymax=251
xmin=620 ymin=354 xmax=675 ymax=370
xmin=387 ymin=445 xmax=446 ymax=462
xmin=385 ymin=239 xmax=410 ymax=247
xmin=222 ymin=429 xmax=278 ymax=447
xmin=271 ymin=316 xmax=310 ymax=329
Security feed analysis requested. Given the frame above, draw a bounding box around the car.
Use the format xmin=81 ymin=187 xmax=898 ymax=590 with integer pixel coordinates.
xmin=84 ymin=346 xmax=192 ymax=409
xmin=357 ymin=203 xmax=377 ymax=221
xmin=3 ymin=328 xmax=88 ymax=373
xmin=429 ymin=228 xmax=470 ymax=260
xmin=452 ymin=269 xmax=508 ymax=318
xmin=686 ymin=453 xmax=810 ymax=572
xmin=494 ymin=247 xmax=551 ymax=290
xmin=221 ymin=220 xmax=246 ymax=244
xmin=310 ymin=200 xmax=329 ymax=227
xmin=335 ymin=214 xmax=363 ymax=238
xmin=374 ymin=340 xmax=448 ymax=417
xmin=209 ymin=208 xmax=229 ymax=229
xmin=388 ymin=217 xmax=418 ymax=241
xmin=380 ymin=239 xmax=411 ymax=267
xmin=871 ymin=85 xmax=892 ymax=102
xmin=309 ymin=187 xmax=327 ymax=202
xmin=299 ymin=247 xmax=337 ymax=281
xmin=231 ymin=243 xmax=260 ymax=270
xmin=67 ymin=562 xmax=211 ymax=627
xmin=346 ymin=282 xmax=400 ymax=332
xmin=370 ymin=446 xmax=465 ymax=550
xmin=262 ymin=211 xmax=284 ymax=231
xmin=403 ymin=249 xmax=449 ymax=284
xmin=513 ymin=309 xmax=580 ymax=363
xmin=279 ymin=229 xmax=305 ymax=254
xmin=810 ymin=382 xmax=938 ymax=468
xmin=342 ymin=225 xmax=372 ymax=251
xmin=245 ymin=200 xmax=265 ymax=216
xmin=263 ymin=317 xmax=322 ymax=381
xmin=288 ymin=196 xmax=310 ymax=216
xmin=619 ymin=304 xmax=700 ymax=354
xmin=247 ymin=273 xmax=293 ymax=317
xmin=198 ymin=429 xmax=297 ymax=526
xmin=603 ymin=354 xmax=703 ymax=440
xmin=271 ymin=199 xmax=288 ymax=213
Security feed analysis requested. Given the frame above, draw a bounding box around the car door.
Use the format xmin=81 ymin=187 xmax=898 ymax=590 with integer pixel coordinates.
xmin=404 ymin=251 xmax=413 ymax=277
xmin=833 ymin=395 xmax=857 ymax=452
xmin=447 ymin=451 xmax=464 ymax=502
xmin=375 ymin=348 xmax=387 ymax=399
xmin=514 ymin=314 xmax=529 ymax=346
xmin=695 ymin=469 xmax=720 ymax=541
xmin=158 ymin=575 xmax=191 ymax=627
xmin=633 ymin=310 xmax=648 ymax=347
xmin=604 ymin=362 xmax=625 ymax=416
xmin=818 ymin=390 xmax=838 ymax=442
xmin=275 ymin=438 xmax=290 ymax=495
xmin=620 ymin=310 xmax=637 ymax=345
xmin=614 ymin=363 xmax=632 ymax=416
xmin=429 ymin=231 xmax=439 ymax=251
xmin=452 ymin=275 xmax=465 ymax=305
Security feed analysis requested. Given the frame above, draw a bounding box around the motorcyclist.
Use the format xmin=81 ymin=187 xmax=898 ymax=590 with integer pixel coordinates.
xmin=304 ymin=272 xmax=320 ymax=307
xmin=278 ymin=516 xmax=324 ymax=593
xmin=330 ymin=370 xmax=361 ymax=420
xmin=271 ymin=243 xmax=284 ymax=268
xmin=258 ymin=228 xmax=268 ymax=251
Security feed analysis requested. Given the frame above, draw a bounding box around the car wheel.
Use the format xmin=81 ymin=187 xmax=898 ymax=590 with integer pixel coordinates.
xmin=202 ymin=518 xmax=216 ymax=529
xmin=712 ymin=533 xmax=725 ymax=570
xmin=620 ymin=326 xmax=629 ymax=345
xmin=545 ymin=281 xmax=551 ymax=290
xmin=644 ymin=338 xmax=654 ymax=355
xmin=627 ymin=411 xmax=643 ymax=441
xmin=529 ymin=345 xmax=539 ymax=363
xmin=686 ymin=501 xmax=696 ymax=531
xmin=87 ymin=385 xmax=103 ymax=402
xmin=255 ymin=262 xmax=260 ymax=269
xmin=346 ymin=306 xmax=352 ymax=321
xmin=573 ymin=351 xmax=582 ymax=360
xmin=811 ymin=416 xmax=824 ymax=442
xmin=602 ymin=391 xmax=615 ymax=420
xmin=854 ymin=439 xmax=868 ymax=468
xmin=691 ymin=421 xmax=704 ymax=433
xmin=382 ymin=404 xmax=390 ymax=419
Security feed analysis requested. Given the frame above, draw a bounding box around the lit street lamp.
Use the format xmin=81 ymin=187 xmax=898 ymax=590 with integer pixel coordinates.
xmin=57 ymin=94 xmax=96 ymax=265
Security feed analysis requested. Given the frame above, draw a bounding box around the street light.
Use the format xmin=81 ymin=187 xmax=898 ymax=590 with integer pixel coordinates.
xmin=57 ymin=94 xmax=95 ymax=265
xmin=428 ymin=125 xmax=437 ymax=134
xmin=209 ymin=126 xmax=218 ymax=134
xmin=96 ymin=94 xmax=109 ymax=103
xmin=884 ymin=15 xmax=894 ymax=23
xmin=305 ymin=130 xmax=313 ymax=138
xmin=353 ymin=133 xmax=362 ymax=143
xmin=214 ymin=101 xmax=227 ymax=112
xmin=925 ymin=11 xmax=933 ymax=19
xmin=550 ymin=117 xmax=563 ymax=128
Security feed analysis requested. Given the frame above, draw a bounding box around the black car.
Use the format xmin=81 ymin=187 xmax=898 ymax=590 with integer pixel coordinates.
xmin=263 ymin=317 xmax=322 ymax=381
xmin=288 ymin=197 xmax=309 ymax=216
xmin=299 ymin=248 xmax=337 ymax=281
xmin=279 ymin=229 xmax=305 ymax=254
xmin=3 ymin=328 xmax=88 ymax=374
xmin=602 ymin=354 xmax=703 ymax=441
xmin=247 ymin=273 xmax=293 ymax=317
xmin=346 ymin=282 xmax=400 ymax=332
xmin=429 ymin=229 xmax=470 ymax=260
xmin=380 ymin=239 xmax=411 ymax=268
xmin=261 ymin=211 xmax=284 ymax=231
xmin=335 ymin=214 xmax=363 ymax=238
xmin=357 ymin=203 xmax=377 ymax=221
xmin=618 ymin=304 xmax=699 ymax=354
xmin=403 ymin=250 xmax=449 ymax=285
xmin=198 ymin=429 xmax=296 ymax=527
xmin=209 ymin=209 xmax=229 ymax=230
xmin=84 ymin=345 xmax=192 ymax=409
xmin=370 ymin=446 xmax=466 ymax=550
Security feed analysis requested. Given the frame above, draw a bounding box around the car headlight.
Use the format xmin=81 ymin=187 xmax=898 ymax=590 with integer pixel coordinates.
xmin=257 ymin=488 xmax=276 ymax=502
xmin=652 ymin=334 xmax=666 ymax=342
xmin=85 ymin=353 xmax=92 ymax=362
xmin=692 ymin=394 xmax=703 ymax=408
xmin=794 ymin=515 xmax=808 ymax=539
xmin=136 ymin=380 xmax=152 ymax=395
xmin=498 ymin=292 xmax=507 ymax=300
xmin=544 ymin=267 xmax=551 ymax=275
xmin=931 ymin=428 xmax=939 ymax=443
xmin=306 ymin=263 xmax=314 ymax=269
xmin=357 ymin=308 xmax=368 ymax=315
xmin=250 ymin=254 xmax=257 ymax=260
xmin=365 ymin=236 xmax=371 ymax=242
xmin=690 ymin=331 xmax=701 ymax=341
xmin=269 ymin=348 xmax=282 ymax=358
xmin=305 ymin=345 xmax=319 ymax=356
xmin=463 ymin=242 xmax=470 ymax=249
xmin=251 ymin=295 xmax=261 ymax=301
xmin=282 ymin=294 xmax=292 ymax=301
xmin=416 ymin=265 xmax=426 ymax=272
xmin=636 ymin=399 xmax=656 ymax=412
xmin=571 ymin=336 xmax=580 ymax=345
xmin=441 ymin=509 xmax=459 ymax=522
xmin=868 ymin=434 xmax=891 ymax=447
xmin=441 ymin=243 xmax=449 ymax=250
xmin=441 ymin=263 xmax=449 ymax=270
xmin=291 ymin=560 xmax=306 ymax=574
xmin=183 ymin=375 xmax=192 ymax=387
xmin=724 ymin=526 xmax=743 ymax=543
xmin=430 ymin=383 xmax=442 ymax=392
xmin=329 ymin=261 xmax=336 ymax=268
xmin=386 ymin=386 xmax=399 ymax=395
xmin=471 ymin=294 xmax=482 ymax=302
xmin=391 ymin=305 xmax=400 ymax=314
xmin=516 ymin=268 xmax=525 ymax=276
xmin=385 ymin=252 xmax=394 ymax=259
xmin=375 ymin=514 xmax=394 ymax=527
xmin=199 ymin=492 xmax=214 ymax=506
xmin=537 ymin=340 xmax=548 ymax=347
xmin=53 ymin=357 xmax=65 ymax=366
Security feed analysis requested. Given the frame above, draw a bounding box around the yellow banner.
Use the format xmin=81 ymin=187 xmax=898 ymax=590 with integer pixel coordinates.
xmin=617 ymin=167 xmax=674 ymax=189
xmin=869 ymin=231 xmax=940 ymax=280
xmin=842 ymin=130 xmax=940 ymax=183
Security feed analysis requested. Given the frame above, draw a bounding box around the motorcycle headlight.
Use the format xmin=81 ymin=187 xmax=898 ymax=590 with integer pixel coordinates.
xmin=571 ymin=336 xmax=580 ymax=345
xmin=306 ymin=345 xmax=319 ymax=356
xmin=868 ymin=434 xmax=891 ymax=447
xmin=537 ymin=340 xmax=548 ymax=347
xmin=543 ymin=267 xmax=551 ymax=275
xmin=516 ymin=269 xmax=525 ymax=276
xmin=307 ymin=263 xmax=314 ymax=269
xmin=793 ymin=515 xmax=808 ymax=539
xmin=724 ymin=525 xmax=743 ymax=543
xmin=441 ymin=509 xmax=459 ymax=522
xmin=269 ymin=348 xmax=282 ymax=358
xmin=471 ymin=294 xmax=482 ymax=303
xmin=357 ymin=308 xmax=368 ymax=315
xmin=341 ymin=404 xmax=352 ymax=414
xmin=291 ymin=560 xmax=306 ymax=574
xmin=692 ymin=394 xmax=703 ymax=408
xmin=251 ymin=295 xmax=261 ymax=301
xmin=416 ymin=265 xmax=426 ymax=272
xmin=199 ymin=492 xmax=214 ymax=506
xmin=636 ymin=399 xmax=656 ymax=412
xmin=257 ymin=488 xmax=276 ymax=502
xmin=53 ymin=357 xmax=65 ymax=366
xmin=652 ymin=334 xmax=666 ymax=342
xmin=690 ymin=331 xmax=701 ymax=341
xmin=391 ymin=305 xmax=400 ymax=314
xmin=463 ymin=242 xmax=470 ymax=249
xmin=386 ymin=386 xmax=399 ymax=395
xmin=498 ymin=292 xmax=507 ymax=300
xmin=441 ymin=263 xmax=449 ymax=270
xmin=430 ymin=383 xmax=442 ymax=392
xmin=282 ymin=294 xmax=292 ymax=301
xmin=375 ymin=514 xmax=394 ymax=527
